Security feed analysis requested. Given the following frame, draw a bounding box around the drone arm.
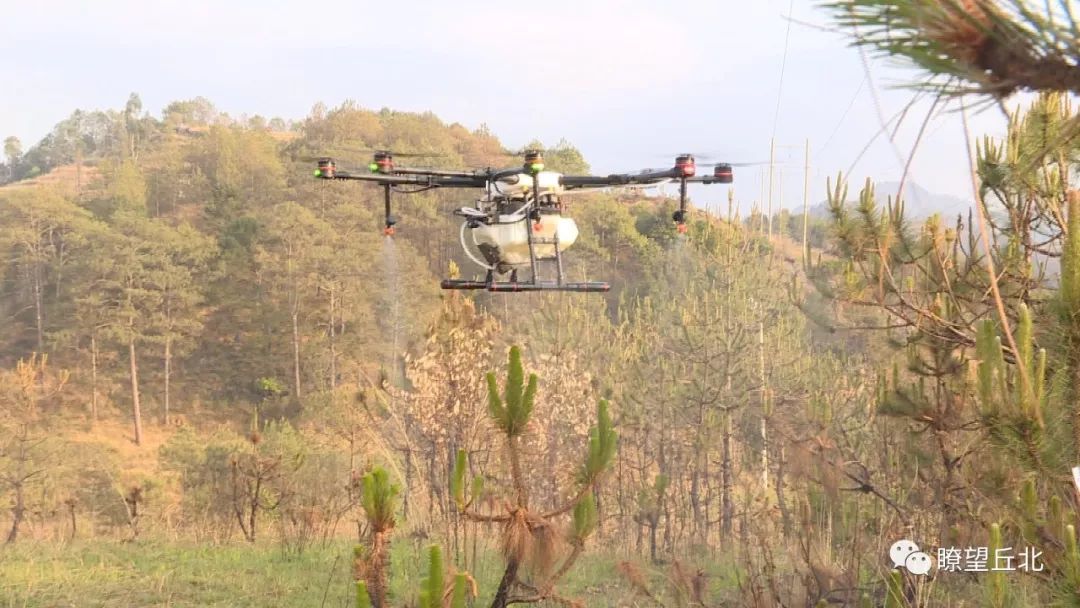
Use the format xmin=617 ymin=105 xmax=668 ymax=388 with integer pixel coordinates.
xmin=391 ymin=167 xmax=485 ymax=178
xmin=560 ymin=169 xmax=679 ymax=188
xmin=326 ymin=171 xmax=486 ymax=188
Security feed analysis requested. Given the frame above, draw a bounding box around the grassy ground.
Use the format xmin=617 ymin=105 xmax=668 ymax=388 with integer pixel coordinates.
xmin=2 ymin=540 xmax=357 ymax=608
xmin=1 ymin=537 xmax=729 ymax=607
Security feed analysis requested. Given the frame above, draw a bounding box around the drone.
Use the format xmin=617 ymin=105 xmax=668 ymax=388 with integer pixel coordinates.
xmin=312 ymin=149 xmax=735 ymax=293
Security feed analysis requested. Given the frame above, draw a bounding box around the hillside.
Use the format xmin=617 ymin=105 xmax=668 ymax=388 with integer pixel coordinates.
xmin=2 ymin=94 xmax=1078 ymax=608
xmin=808 ymin=179 xmax=971 ymax=220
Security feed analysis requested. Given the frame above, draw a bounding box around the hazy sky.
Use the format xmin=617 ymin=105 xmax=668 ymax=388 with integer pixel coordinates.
xmin=2 ymin=0 xmax=1018 ymax=209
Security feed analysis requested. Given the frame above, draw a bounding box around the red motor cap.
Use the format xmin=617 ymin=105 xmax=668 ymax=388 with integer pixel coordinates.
xmin=373 ymin=151 xmax=394 ymax=174
xmin=675 ymin=154 xmax=696 ymax=177
xmin=713 ymin=163 xmax=733 ymax=184
xmin=317 ymin=158 xmax=335 ymax=178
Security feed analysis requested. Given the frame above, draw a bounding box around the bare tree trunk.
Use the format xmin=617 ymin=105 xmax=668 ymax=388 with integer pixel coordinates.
xmin=691 ymin=433 xmax=703 ymax=535
xmin=760 ymin=321 xmax=769 ymax=489
xmin=67 ymin=500 xmax=77 ymax=541
xmin=129 ymin=335 xmax=143 ymax=446
xmin=249 ymin=476 xmax=260 ymax=542
xmin=292 ymin=310 xmax=302 ymax=401
xmin=490 ymin=559 xmax=520 ymax=608
xmin=649 ymin=519 xmax=659 ymax=564
xmin=775 ymin=445 xmax=793 ymax=538
xmin=6 ymin=482 xmax=24 ymax=544
xmin=369 ymin=531 xmax=390 ymax=608
xmin=721 ymin=413 xmax=733 ymax=541
xmin=76 ymin=147 xmax=84 ymax=195
xmin=54 ymin=238 xmax=65 ymax=300
xmin=5 ymin=428 xmax=30 ymax=544
xmin=509 ymin=435 xmax=527 ymax=508
xmin=164 ymin=335 xmax=171 ymax=425
xmin=32 ymin=263 xmax=44 ymax=353
xmin=328 ymin=287 xmax=337 ymax=392
xmin=90 ymin=333 xmax=99 ymax=422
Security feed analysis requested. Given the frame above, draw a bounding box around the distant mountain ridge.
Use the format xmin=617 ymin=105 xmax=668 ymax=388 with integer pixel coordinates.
xmin=809 ymin=181 xmax=972 ymax=220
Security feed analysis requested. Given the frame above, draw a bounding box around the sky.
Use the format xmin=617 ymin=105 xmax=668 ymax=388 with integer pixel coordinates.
xmin=0 ymin=0 xmax=1021 ymax=211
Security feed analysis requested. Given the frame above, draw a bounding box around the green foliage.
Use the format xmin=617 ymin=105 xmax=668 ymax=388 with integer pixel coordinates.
xmin=1018 ymin=478 xmax=1041 ymax=544
xmin=987 ymin=522 xmax=1008 ymax=607
xmin=418 ymin=544 xmax=444 ymax=608
xmin=450 ymin=449 xmax=467 ymax=508
xmin=159 ymin=426 xmax=249 ymax=530
xmin=159 ymin=420 xmax=308 ymax=541
xmin=356 ymin=581 xmax=372 ymax=608
xmin=361 ymin=467 xmax=399 ymax=533
xmin=581 ymin=399 xmax=618 ymax=483
xmin=450 ymin=573 xmax=468 ymax=608
xmin=450 ymin=450 xmax=483 ymax=512
xmin=825 ymin=1 xmax=1080 ymax=100
xmin=1063 ymin=194 xmax=1080 ymax=319
xmin=976 ymin=320 xmax=1005 ymax=415
xmin=2 ymin=539 xmax=650 ymax=607
xmin=884 ymin=569 xmax=905 ymax=608
xmin=485 ymin=346 xmax=537 ymax=437
xmin=1064 ymin=525 xmax=1080 ymax=587
xmin=4 ymin=135 xmax=22 ymax=165
xmin=107 ymin=159 xmax=148 ymax=216
xmin=257 ymin=377 xmax=287 ymax=398
xmin=570 ymin=491 xmax=598 ymax=545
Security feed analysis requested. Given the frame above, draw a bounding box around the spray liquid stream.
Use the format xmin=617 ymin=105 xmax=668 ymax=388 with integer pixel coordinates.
xmin=381 ymin=235 xmax=402 ymax=389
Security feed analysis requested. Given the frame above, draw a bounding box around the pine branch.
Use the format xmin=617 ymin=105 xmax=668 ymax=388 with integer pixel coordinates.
xmin=826 ymin=0 xmax=1080 ymax=98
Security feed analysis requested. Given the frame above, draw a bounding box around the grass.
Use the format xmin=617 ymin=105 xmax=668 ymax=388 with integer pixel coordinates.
xmin=0 ymin=535 xmax=737 ymax=607
xmin=1 ymin=540 xmax=358 ymax=607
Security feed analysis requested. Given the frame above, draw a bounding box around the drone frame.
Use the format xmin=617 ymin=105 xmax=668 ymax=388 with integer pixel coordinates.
xmin=313 ymin=150 xmax=733 ymax=293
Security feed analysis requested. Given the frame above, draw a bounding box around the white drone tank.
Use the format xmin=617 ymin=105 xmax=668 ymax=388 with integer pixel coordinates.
xmin=468 ymin=214 xmax=579 ymax=273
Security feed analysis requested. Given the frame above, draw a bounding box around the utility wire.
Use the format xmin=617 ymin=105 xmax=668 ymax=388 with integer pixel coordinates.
xmin=771 ymin=0 xmax=797 ymax=143
xmin=857 ymin=44 xmax=909 ymax=172
xmin=819 ymin=76 xmax=866 ymax=156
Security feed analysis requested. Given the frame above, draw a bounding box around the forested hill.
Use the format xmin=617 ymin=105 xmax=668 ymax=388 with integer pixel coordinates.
xmin=6 ymin=93 xmax=1080 ymax=607
xmin=0 ymin=95 xmax=777 ymax=429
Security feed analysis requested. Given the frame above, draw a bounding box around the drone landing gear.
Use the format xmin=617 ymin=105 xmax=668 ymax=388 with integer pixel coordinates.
xmin=440 ymin=278 xmax=611 ymax=292
xmin=441 ymin=268 xmax=609 ymax=292
xmin=441 ymin=241 xmax=610 ymax=293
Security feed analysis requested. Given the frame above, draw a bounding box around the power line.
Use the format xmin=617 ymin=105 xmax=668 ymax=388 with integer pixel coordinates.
xmin=771 ymin=0 xmax=796 ymax=143
xmin=857 ymin=44 xmax=908 ymax=172
xmin=768 ymin=0 xmax=796 ymax=239
xmin=845 ymin=93 xmax=926 ymax=177
xmin=818 ymin=76 xmax=865 ymax=156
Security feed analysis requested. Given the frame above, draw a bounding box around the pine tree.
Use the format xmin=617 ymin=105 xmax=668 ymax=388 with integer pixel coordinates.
xmin=358 ymin=467 xmax=399 ymax=608
xmin=453 ymin=345 xmax=616 ymax=608
xmin=826 ymin=1 xmax=1080 ymax=99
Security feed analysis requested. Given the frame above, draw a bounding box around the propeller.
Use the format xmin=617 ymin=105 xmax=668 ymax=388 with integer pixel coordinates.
xmin=654 ymin=153 xmax=774 ymax=166
xmin=499 ymin=146 xmax=556 ymax=158
xmin=292 ymin=145 xmax=448 ymax=163
xmin=632 ymin=161 xmax=771 ymax=174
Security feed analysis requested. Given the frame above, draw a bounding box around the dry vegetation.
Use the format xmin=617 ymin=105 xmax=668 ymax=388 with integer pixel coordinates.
xmin=1 ymin=51 xmax=1079 ymax=605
